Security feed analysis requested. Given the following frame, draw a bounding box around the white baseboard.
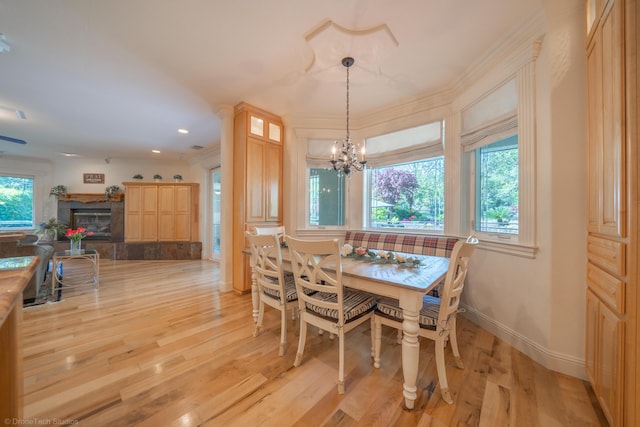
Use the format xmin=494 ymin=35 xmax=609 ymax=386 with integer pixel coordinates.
xmin=461 ymin=304 xmax=587 ymax=380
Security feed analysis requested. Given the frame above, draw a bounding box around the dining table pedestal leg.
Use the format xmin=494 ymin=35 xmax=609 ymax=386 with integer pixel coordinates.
xmin=400 ymin=296 xmax=422 ymax=410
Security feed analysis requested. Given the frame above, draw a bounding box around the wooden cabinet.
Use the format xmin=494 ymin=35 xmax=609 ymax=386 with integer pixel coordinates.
xmin=586 ymin=0 xmax=625 ymax=238
xmin=233 ymin=103 xmax=283 ymax=292
xmin=125 ymin=184 xmax=158 ymax=241
xmin=0 ymin=257 xmax=38 ymax=422
xmin=586 ymin=288 xmax=624 ymax=425
xmin=158 ymin=185 xmax=193 ymax=241
xmin=124 ymin=182 xmax=199 ymax=242
xmin=585 ymin=0 xmax=638 ymax=425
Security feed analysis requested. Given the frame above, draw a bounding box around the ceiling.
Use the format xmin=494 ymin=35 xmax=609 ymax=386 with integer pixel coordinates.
xmin=0 ymin=0 xmax=542 ymax=162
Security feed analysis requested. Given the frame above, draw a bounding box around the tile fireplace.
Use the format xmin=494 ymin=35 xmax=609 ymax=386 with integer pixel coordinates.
xmin=57 ymin=199 xmax=124 ymax=242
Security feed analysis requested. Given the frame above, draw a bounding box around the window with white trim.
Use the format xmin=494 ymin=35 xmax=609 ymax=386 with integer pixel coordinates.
xmin=0 ymin=174 xmax=35 ymax=229
xmin=306 ymin=140 xmax=346 ymax=227
xmin=474 ymin=134 xmax=518 ymax=234
xmin=461 ymin=77 xmax=529 ymax=245
xmin=365 ymin=121 xmax=445 ymax=231
xmin=308 ymin=168 xmax=345 ymax=226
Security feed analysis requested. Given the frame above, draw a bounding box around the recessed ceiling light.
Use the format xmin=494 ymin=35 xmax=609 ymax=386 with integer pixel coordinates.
xmin=152 ymin=150 xmax=161 ymax=154
xmin=178 ymin=128 xmax=189 ymax=134
xmin=61 ymin=153 xmax=79 ymax=157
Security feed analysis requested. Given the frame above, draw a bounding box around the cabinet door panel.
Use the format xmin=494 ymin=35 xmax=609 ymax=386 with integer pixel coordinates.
xmin=141 ymin=186 xmax=158 ymax=241
xmin=588 ymin=2 xmax=625 ymax=238
xmin=265 ymin=142 xmax=282 ymax=222
xmin=587 ymin=38 xmax=602 ymax=233
xmin=125 ymin=185 xmax=158 ymax=242
xmin=157 ymin=186 xmax=175 ymax=241
xmin=598 ymin=301 xmax=624 ymax=426
xmin=585 ymin=290 xmax=599 ymax=385
xmin=600 ymin=2 xmax=625 ymax=237
xmin=174 ymin=186 xmax=192 ymax=241
xmin=125 ymin=186 xmax=142 ymax=241
xmin=246 ymin=137 xmax=265 ymax=222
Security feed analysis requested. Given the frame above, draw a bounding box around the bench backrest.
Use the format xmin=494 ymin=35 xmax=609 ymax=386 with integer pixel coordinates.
xmin=343 ymin=231 xmax=459 ymax=258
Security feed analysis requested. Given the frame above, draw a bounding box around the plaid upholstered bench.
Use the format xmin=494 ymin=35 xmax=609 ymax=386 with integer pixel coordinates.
xmin=342 ymin=231 xmax=460 ymax=296
xmin=343 ymin=231 xmax=459 ymax=258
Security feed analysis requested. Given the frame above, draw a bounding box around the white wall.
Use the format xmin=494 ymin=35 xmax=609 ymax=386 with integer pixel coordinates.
xmin=464 ymin=0 xmax=586 ymax=379
xmin=50 ymin=156 xmax=192 ymax=193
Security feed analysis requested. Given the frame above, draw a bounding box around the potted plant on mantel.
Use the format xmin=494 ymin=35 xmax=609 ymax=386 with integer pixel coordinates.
xmin=49 ymin=185 xmax=67 ymax=199
xmin=105 ymin=185 xmax=122 ymax=201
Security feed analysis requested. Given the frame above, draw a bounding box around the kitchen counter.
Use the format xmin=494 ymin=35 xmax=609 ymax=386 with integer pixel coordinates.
xmin=0 ymin=255 xmax=38 ymax=421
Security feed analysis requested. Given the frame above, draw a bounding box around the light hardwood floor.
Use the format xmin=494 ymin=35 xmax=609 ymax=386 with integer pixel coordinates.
xmin=21 ymin=259 xmax=607 ymax=426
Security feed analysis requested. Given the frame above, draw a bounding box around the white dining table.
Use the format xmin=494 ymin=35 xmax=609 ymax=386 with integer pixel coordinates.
xmin=248 ymin=247 xmax=450 ymax=410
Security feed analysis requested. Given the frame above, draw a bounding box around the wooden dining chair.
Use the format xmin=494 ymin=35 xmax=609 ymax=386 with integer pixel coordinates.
xmin=373 ymin=235 xmax=478 ymax=404
xmin=287 ymin=236 xmax=377 ymax=394
xmin=254 ymin=225 xmax=296 ymax=320
xmin=247 ymin=232 xmax=298 ymax=356
xmin=254 ymin=225 xmax=286 ymax=243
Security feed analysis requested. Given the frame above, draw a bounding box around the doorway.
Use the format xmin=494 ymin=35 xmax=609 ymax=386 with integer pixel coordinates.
xmin=210 ymin=167 xmax=221 ymax=260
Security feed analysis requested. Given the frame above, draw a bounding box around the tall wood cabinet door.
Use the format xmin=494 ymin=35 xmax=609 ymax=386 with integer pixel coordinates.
xmin=585 ymin=290 xmax=599 ymax=385
xmin=125 ymin=185 xmax=158 ymax=242
xmin=174 ymin=185 xmax=192 ymax=241
xmin=598 ymin=299 xmax=624 ymax=426
xmin=141 ymin=186 xmax=158 ymax=241
xmin=265 ymin=142 xmax=282 ymax=222
xmin=587 ymin=37 xmax=603 ymax=233
xmin=587 ymin=0 xmax=626 ymax=238
xmin=125 ymin=185 xmax=143 ymax=241
xmin=157 ymin=186 xmax=175 ymax=241
xmin=246 ymin=137 xmax=265 ymax=222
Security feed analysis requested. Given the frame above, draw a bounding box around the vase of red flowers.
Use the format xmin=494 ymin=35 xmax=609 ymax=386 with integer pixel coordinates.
xmin=66 ymin=227 xmax=93 ymax=253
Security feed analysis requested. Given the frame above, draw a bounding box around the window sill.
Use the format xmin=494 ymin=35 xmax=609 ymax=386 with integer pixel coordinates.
xmin=477 ymin=239 xmax=537 ymax=258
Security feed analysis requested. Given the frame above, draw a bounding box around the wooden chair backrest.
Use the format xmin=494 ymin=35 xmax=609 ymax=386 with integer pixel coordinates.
xmin=286 ymin=237 xmax=345 ymax=323
xmin=246 ymin=232 xmax=286 ymax=304
xmin=254 ymin=226 xmax=286 ymax=243
xmin=437 ymin=236 xmax=478 ymax=331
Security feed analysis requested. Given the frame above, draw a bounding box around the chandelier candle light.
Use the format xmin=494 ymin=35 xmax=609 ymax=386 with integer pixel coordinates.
xmin=329 ymin=57 xmax=367 ymax=176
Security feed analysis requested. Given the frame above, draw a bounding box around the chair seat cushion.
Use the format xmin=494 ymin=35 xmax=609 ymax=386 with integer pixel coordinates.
xmin=376 ymin=295 xmax=440 ymax=329
xmin=305 ymin=290 xmax=376 ymax=322
xmin=262 ymin=272 xmax=298 ymax=302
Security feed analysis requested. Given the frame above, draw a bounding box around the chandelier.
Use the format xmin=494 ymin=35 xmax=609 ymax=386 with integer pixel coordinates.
xmin=329 ymin=57 xmax=367 ymax=176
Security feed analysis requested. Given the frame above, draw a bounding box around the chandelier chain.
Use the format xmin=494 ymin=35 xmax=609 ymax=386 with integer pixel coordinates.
xmin=346 ymin=62 xmax=350 ymax=141
xmin=329 ymin=56 xmax=366 ymax=176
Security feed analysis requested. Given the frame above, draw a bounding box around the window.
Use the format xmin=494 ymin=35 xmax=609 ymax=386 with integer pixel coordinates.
xmin=365 ymin=121 xmax=445 ymax=231
xmin=0 ymin=175 xmax=35 ymax=229
xmin=474 ymin=135 xmax=518 ymax=234
xmin=308 ymin=168 xmax=345 ymax=226
xmin=460 ymin=75 xmax=535 ymax=250
xmin=369 ymin=157 xmax=444 ymax=230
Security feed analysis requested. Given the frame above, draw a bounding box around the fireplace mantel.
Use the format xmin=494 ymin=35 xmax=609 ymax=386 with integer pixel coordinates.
xmin=61 ymin=193 xmax=124 ymax=203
